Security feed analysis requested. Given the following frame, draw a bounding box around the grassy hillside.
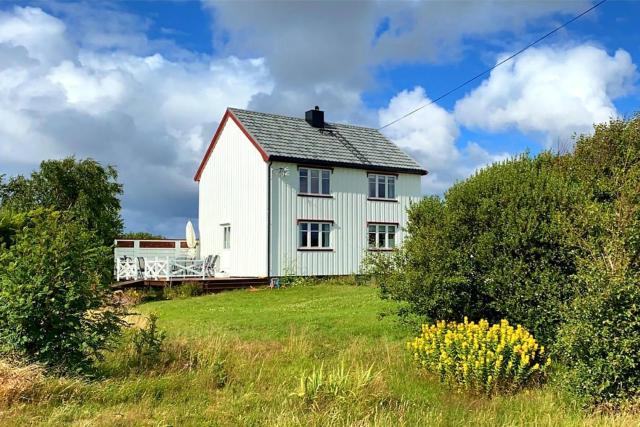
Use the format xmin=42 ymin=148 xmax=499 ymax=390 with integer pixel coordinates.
xmin=2 ymin=284 xmax=637 ymax=426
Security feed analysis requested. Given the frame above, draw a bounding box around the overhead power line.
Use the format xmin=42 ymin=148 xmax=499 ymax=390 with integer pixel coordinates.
xmin=378 ymin=0 xmax=608 ymax=131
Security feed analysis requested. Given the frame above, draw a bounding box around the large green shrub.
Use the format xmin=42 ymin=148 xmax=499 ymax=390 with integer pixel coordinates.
xmin=367 ymin=154 xmax=581 ymax=344
xmin=557 ymin=279 xmax=640 ymax=406
xmin=0 ymin=209 xmax=31 ymax=249
xmin=555 ymin=116 xmax=640 ymax=406
xmin=368 ymin=114 xmax=640 ymax=406
xmin=0 ymin=209 xmax=124 ymax=373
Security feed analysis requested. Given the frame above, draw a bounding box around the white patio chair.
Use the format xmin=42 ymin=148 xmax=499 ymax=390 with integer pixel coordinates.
xmin=137 ymin=257 xmax=146 ymax=279
xmin=203 ymin=255 xmax=220 ymax=277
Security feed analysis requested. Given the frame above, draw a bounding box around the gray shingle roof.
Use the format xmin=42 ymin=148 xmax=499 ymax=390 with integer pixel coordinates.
xmin=229 ymin=108 xmax=427 ymax=175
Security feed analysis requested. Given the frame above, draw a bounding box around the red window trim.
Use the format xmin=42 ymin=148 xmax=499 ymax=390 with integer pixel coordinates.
xmin=368 ymin=173 xmax=398 ymax=200
xmin=194 ymin=109 xmax=269 ymax=181
xmin=298 ymin=167 xmax=332 ymax=197
xmin=298 ymin=221 xmax=332 ymax=250
xmin=367 ymin=222 xmax=398 ymax=251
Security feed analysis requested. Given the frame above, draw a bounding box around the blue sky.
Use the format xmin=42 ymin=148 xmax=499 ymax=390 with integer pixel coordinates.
xmin=0 ymin=1 xmax=638 ymax=237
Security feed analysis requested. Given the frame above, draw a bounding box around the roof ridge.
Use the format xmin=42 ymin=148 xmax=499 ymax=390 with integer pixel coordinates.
xmin=228 ymin=107 xmax=380 ymax=132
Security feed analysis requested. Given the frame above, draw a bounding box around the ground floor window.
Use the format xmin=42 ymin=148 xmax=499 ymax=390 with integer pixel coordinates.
xmin=222 ymin=224 xmax=231 ymax=249
xmin=299 ymin=221 xmax=331 ymax=249
xmin=368 ymin=223 xmax=396 ymax=249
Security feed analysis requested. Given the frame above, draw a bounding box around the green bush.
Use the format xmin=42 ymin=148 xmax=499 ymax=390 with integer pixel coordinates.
xmin=555 ymin=116 xmax=640 ymax=407
xmin=367 ymin=153 xmax=582 ymax=345
xmin=368 ymin=115 xmax=640 ymax=406
xmin=557 ymin=280 xmax=640 ymax=407
xmin=0 ymin=209 xmax=30 ymax=249
xmin=0 ymin=209 xmax=124 ymax=373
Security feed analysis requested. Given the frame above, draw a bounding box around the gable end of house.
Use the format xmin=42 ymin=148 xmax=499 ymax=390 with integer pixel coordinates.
xmin=194 ymin=109 xmax=269 ymax=182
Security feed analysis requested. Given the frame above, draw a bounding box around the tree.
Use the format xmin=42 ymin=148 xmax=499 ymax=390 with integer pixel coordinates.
xmin=0 ymin=209 xmax=30 ymax=250
xmin=0 ymin=209 xmax=124 ymax=372
xmin=0 ymin=157 xmax=123 ymax=246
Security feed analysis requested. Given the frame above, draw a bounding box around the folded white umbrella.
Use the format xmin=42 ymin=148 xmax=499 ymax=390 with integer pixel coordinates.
xmin=186 ymin=220 xmax=197 ymax=249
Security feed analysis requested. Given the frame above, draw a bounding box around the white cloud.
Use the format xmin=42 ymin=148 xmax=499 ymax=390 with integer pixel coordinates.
xmin=0 ymin=6 xmax=74 ymax=64
xmin=0 ymin=6 xmax=273 ymax=236
xmin=47 ymin=60 xmax=128 ymax=112
xmin=204 ymin=0 xmax=588 ymax=123
xmin=379 ymin=87 xmax=459 ymax=165
xmin=379 ymin=87 xmax=509 ymax=194
xmin=454 ymin=45 xmax=637 ymax=144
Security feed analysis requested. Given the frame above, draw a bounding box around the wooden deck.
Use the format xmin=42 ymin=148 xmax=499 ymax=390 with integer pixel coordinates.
xmin=111 ymin=276 xmax=270 ymax=293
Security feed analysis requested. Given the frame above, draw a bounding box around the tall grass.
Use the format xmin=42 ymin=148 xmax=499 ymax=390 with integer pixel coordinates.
xmin=0 ymin=359 xmax=44 ymax=407
xmin=292 ymin=361 xmax=381 ymax=403
xmin=1 ymin=284 xmax=637 ymax=426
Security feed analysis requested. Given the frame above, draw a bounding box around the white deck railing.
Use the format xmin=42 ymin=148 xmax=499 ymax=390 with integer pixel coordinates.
xmin=116 ymin=256 xmax=209 ymax=281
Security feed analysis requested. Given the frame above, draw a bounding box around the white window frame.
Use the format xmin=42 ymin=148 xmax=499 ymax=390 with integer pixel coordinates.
xmin=368 ymin=223 xmax=397 ymax=250
xmin=299 ymin=167 xmax=331 ymax=196
xmin=222 ymin=224 xmax=231 ymax=249
xmin=368 ymin=174 xmax=396 ymax=200
xmin=298 ymin=221 xmax=332 ymax=249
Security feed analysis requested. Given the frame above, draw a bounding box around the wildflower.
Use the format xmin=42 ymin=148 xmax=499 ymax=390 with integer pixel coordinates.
xmin=409 ymin=318 xmax=550 ymax=395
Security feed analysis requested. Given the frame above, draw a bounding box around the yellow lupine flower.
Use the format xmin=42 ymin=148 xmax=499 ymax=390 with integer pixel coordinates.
xmin=409 ymin=318 xmax=550 ymax=395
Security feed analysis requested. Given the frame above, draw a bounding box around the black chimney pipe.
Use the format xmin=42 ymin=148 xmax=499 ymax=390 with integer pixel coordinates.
xmin=305 ymin=106 xmax=324 ymax=128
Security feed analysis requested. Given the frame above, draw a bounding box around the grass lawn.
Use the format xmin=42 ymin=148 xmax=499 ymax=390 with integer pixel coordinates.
xmin=2 ymin=284 xmax=637 ymax=426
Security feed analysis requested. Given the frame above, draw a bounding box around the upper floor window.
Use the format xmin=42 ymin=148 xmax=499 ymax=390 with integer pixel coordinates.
xmin=299 ymin=167 xmax=331 ymax=196
xmin=368 ymin=223 xmax=396 ymax=250
xmin=368 ymin=174 xmax=396 ymax=199
xmin=299 ymin=221 xmax=331 ymax=249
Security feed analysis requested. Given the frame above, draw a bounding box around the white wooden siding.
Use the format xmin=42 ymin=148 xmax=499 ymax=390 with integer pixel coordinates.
xmin=269 ymin=161 xmax=422 ymax=276
xmin=198 ymin=118 xmax=268 ymax=277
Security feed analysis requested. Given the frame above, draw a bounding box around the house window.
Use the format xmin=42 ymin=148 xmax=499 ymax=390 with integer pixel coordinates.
xmin=299 ymin=168 xmax=331 ymax=195
xmin=368 ymin=223 xmax=396 ymax=250
xmin=222 ymin=225 xmax=231 ymax=249
xmin=368 ymin=174 xmax=396 ymax=199
xmin=298 ymin=222 xmax=331 ymax=249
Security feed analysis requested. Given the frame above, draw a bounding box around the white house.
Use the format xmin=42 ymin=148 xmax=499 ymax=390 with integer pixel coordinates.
xmin=194 ymin=107 xmax=427 ymax=277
